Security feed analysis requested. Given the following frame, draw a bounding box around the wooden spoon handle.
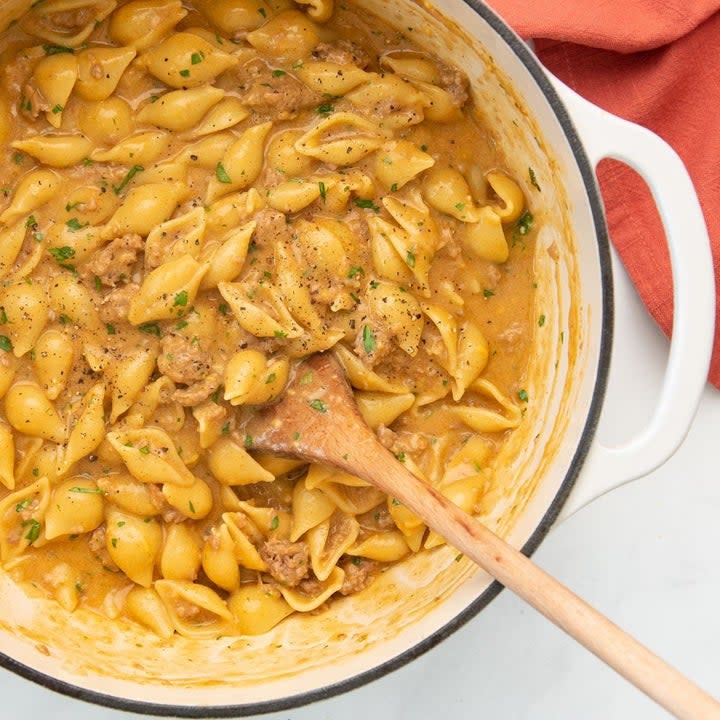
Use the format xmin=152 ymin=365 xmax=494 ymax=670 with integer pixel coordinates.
xmin=345 ymin=438 xmax=720 ymax=720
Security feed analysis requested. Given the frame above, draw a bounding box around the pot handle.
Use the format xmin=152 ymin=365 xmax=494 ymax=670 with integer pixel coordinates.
xmin=548 ymin=78 xmax=715 ymax=521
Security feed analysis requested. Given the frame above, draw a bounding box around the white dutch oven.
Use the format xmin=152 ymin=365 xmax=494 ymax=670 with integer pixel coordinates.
xmin=0 ymin=0 xmax=714 ymax=716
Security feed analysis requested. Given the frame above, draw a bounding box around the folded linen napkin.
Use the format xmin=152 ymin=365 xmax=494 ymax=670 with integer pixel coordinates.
xmin=487 ymin=0 xmax=720 ymax=388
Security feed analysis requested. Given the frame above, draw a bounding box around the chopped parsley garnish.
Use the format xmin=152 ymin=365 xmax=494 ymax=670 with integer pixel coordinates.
xmin=176 ymin=319 xmax=188 ymax=329
xmin=514 ymin=211 xmax=534 ymax=237
xmin=483 ymin=288 xmax=495 ymax=298
xmin=455 ymin=202 xmax=465 ymax=211
xmin=354 ymin=198 xmax=380 ymax=212
xmin=292 ymin=431 xmax=300 ymax=441
xmin=391 ymin=498 xmax=401 ymax=506
xmin=390 ymin=183 xmax=398 ymax=192
xmin=299 ymin=371 xmax=313 ymax=385
xmin=188 ymin=500 xmax=196 ymax=513
xmin=65 ymin=218 xmax=87 ymax=232
xmin=318 ymin=181 xmax=327 ymax=200
xmin=274 ymin=330 xmax=287 ymax=338
xmin=138 ymin=445 xmax=150 ymax=455
xmin=15 ymin=498 xmax=30 ymax=512
xmin=48 ymin=245 xmax=75 ymax=262
xmin=265 ymin=372 xmax=277 ymax=384
xmin=369 ymin=280 xmax=380 ymax=289
xmin=173 ymin=290 xmax=188 ymax=307
xmin=271 ymin=69 xmax=286 ymax=77
xmin=309 ymin=398 xmax=328 ymax=413
xmin=244 ymin=433 xmax=253 ymax=448
xmin=395 ymin=451 xmax=406 ymax=463
xmin=113 ymin=164 xmax=144 ymax=195
xmin=0 ymin=308 xmax=7 ymax=324
xmin=362 ymin=324 xmax=377 ymax=353
xmin=179 ymin=68 xmax=191 ymax=77
xmin=538 ymin=314 xmax=546 ymax=327
xmin=215 ymin=162 xmax=232 ymax=184
xmin=138 ymin=322 xmax=162 ymax=337
xmin=518 ymin=389 xmax=529 ymax=402
xmin=221 ymin=422 xmax=230 ymax=435
xmin=316 ymin=101 xmax=334 ymax=115
xmin=258 ymin=6 xmax=267 ymax=16
xmin=51 ymin=103 xmax=63 ymax=114
xmin=23 ymin=519 xmax=41 ymax=542
xmin=270 ymin=515 xmax=279 ymax=530
xmin=210 ymin=386 xmax=222 ymax=403
xmin=70 ymin=486 xmax=105 ymax=494
xmin=59 ymin=314 xmax=72 ymax=325
xmin=405 ymin=250 xmax=416 ymax=268
xmin=347 ymin=265 xmax=364 ymax=279
xmin=43 ymin=44 xmax=73 ymax=55
xmin=191 ymin=51 xmax=205 ymax=65
xmin=529 ymin=166 xmax=541 ymax=191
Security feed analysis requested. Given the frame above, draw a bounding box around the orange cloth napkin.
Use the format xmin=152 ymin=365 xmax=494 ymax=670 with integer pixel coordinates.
xmin=486 ymin=0 xmax=720 ymax=388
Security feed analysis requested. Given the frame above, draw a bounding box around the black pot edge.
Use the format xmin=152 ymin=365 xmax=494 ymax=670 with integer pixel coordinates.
xmin=0 ymin=1 xmax=614 ymax=716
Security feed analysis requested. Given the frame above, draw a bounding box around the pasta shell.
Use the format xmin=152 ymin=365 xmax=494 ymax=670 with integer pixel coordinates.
xmin=205 ymin=122 xmax=273 ymax=203
xmin=0 ymin=220 xmax=27 ymax=282
xmin=11 ymin=135 xmax=93 ymax=168
xmin=0 ymin=476 xmax=50 ymax=564
xmin=218 ymin=281 xmax=303 ymax=339
xmin=105 ymin=507 xmax=162 ymax=587
xmin=91 ymin=131 xmax=171 ymax=165
xmin=5 ymin=382 xmax=65 ymax=443
xmin=106 ymin=427 xmax=197 ymax=487
xmin=154 ymin=579 xmax=233 ymax=638
xmin=295 ymin=112 xmax=385 ymax=166
xmin=227 ymin=584 xmax=293 ymax=636
xmin=365 ymin=279 xmax=424 ymax=357
xmin=190 ymin=97 xmax=250 ymax=137
xmin=32 ymin=330 xmax=74 ymax=401
xmin=290 ymin=478 xmax=335 ymax=542
xmin=294 ymin=61 xmax=374 ymax=96
xmin=137 ymin=86 xmax=225 ymax=132
xmin=109 ymin=0 xmax=188 ymax=51
xmin=128 ymin=254 xmax=209 ymax=325
xmin=124 ymin=586 xmax=174 ymax=638
xmin=349 ymin=531 xmax=410 ymax=562
xmin=278 ymin=565 xmax=344 ymax=612
xmin=31 ymin=53 xmax=78 ymax=128
xmin=355 ymin=391 xmax=415 ymax=429
xmin=75 ymin=46 xmax=137 ymax=101
xmin=138 ymin=33 xmax=238 ymax=89
xmin=58 ymin=382 xmax=106 ymax=474
xmin=144 ymin=206 xmax=207 ymax=269
xmin=373 ymin=139 xmax=435 ymax=190
xmin=306 ymin=510 xmax=359 ymax=581
xmin=160 ymin=522 xmax=202 ymax=581
xmin=246 ymin=10 xmax=319 ymax=61
xmin=0 ymin=422 xmax=15 ymax=490
xmin=0 ymin=169 xmax=60 ymax=225
xmin=103 ymin=182 xmax=190 ymax=237
xmin=44 ymin=477 xmax=104 ymax=540
xmin=201 ymin=524 xmax=239 ymax=592
xmin=20 ymin=0 xmax=116 ymax=47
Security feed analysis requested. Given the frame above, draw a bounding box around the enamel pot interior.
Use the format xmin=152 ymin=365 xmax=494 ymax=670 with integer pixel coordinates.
xmin=0 ymin=0 xmax=611 ymax=714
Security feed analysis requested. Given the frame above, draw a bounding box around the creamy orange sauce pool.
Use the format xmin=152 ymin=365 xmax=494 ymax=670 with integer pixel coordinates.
xmin=0 ymin=0 xmax=536 ymax=639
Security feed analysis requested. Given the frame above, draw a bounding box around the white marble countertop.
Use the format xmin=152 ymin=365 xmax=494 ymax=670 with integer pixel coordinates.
xmin=2 ymin=260 xmax=718 ymax=719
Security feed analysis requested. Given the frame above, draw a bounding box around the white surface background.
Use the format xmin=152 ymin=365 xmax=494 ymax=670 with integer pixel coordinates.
xmin=1 ymin=258 xmax=718 ymax=717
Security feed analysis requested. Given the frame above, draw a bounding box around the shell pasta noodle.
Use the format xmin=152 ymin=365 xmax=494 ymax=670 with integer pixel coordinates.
xmin=0 ymin=0 xmax=538 ymax=639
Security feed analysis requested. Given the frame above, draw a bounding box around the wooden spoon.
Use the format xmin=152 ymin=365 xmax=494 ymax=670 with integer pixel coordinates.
xmin=244 ymin=352 xmax=719 ymax=719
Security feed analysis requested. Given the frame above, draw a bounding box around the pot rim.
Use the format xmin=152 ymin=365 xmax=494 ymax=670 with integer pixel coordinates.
xmin=0 ymin=1 xmax=614 ymax=715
